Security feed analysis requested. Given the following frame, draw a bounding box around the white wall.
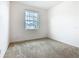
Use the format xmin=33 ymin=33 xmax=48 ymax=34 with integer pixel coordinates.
xmin=48 ymin=1 xmax=79 ymax=48
xmin=0 ymin=1 xmax=9 ymax=57
xmin=10 ymin=2 xmax=48 ymax=42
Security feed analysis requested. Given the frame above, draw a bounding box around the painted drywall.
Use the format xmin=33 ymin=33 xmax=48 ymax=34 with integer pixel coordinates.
xmin=20 ymin=1 xmax=62 ymax=9
xmin=0 ymin=1 xmax=9 ymax=57
xmin=10 ymin=2 xmax=48 ymax=42
xmin=48 ymin=1 xmax=79 ymax=48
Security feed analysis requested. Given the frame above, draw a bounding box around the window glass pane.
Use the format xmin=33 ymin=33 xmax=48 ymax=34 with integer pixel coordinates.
xmin=29 ymin=11 xmax=33 ymax=17
xmin=25 ymin=10 xmax=39 ymax=29
xmin=34 ymin=13 xmax=38 ymax=17
xmin=28 ymin=16 xmax=30 ymax=20
xmin=34 ymin=17 xmax=37 ymax=21
xmin=25 ymin=11 xmax=29 ymax=16
xmin=29 ymin=17 xmax=33 ymax=20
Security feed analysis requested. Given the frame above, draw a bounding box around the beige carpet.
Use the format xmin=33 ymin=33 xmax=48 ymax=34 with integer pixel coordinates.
xmin=4 ymin=38 xmax=79 ymax=58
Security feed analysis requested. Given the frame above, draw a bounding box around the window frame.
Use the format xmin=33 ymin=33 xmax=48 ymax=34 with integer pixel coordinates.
xmin=24 ymin=9 xmax=40 ymax=30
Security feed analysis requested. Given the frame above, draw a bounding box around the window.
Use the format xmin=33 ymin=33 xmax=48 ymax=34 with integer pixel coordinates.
xmin=24 ymin=10 xmax=40 ymax=29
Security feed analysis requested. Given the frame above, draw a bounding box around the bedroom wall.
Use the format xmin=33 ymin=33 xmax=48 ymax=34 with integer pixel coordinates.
xmin=48 ymin=1 xmax=79 ymax=47
xmin=10 ymin=2 xmax=48 ymax=42
xmin=0 ymin=1 xmax=9 ymax=57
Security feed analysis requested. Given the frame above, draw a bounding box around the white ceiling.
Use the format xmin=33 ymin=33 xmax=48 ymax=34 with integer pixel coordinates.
xmin=19 ymin=1 xmax=63 ymax=10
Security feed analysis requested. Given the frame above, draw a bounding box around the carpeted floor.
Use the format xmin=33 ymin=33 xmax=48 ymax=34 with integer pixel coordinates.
xmin=4 ymin=38 xmax=79 ymax=58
